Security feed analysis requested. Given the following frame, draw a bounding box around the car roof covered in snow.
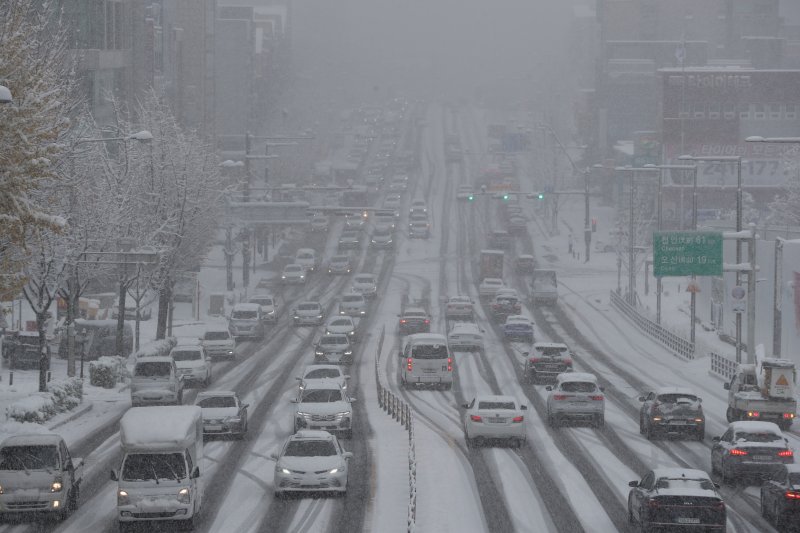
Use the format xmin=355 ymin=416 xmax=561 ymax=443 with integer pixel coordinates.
xmin=730 ymin=420 xmax=782 ymax=434
xmin=654 ymin=387 xmax=699 ymax=397
xmin=557 ymin=372 xmax=598 ymax=383
xmin=532 ymin=342 xmax=568 ymax=350
xmin=1 ymin=433 xmax=61 ymax=447
xmin=474 ymin=394 xmax=518 ymax=405
xmin=232 ymin=303 xmax=261 ymax=311
xmin=406 ymin=333 xmax=447 ymax=344
xmin=291 ymin=430 xmax=335 ymax=441
xmin=195 ymin=390 xmax=236 ymax=400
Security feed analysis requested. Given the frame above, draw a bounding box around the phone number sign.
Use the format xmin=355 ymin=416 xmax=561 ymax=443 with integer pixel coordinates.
xmin=654 ymin=231 xmax=723 ymax=277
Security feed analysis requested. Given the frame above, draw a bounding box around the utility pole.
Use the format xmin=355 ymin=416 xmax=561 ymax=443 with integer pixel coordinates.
xmin=628 ymin=173 xmax=636 ymax=305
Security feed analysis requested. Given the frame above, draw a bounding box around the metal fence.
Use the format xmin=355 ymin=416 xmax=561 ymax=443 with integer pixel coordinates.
xmin=609 ymin=290 xmax=696 ymax=360
xmin=373 ymin=325 xmax=416 ymax=532
xmin=709 ymin=351 xmax=737 ymax=381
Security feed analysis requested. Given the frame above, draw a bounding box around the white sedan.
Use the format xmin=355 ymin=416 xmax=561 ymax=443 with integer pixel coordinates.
xmin=281 ymin=264 xmax=306 ymax=284
xmin=324 ymin=316 xmax=357 ymax=342
xmin=478 ymin=277 xmax=505 ymax=298
xmin=296 ymin=364 xmax=349 ymax=391
xmin=462 ymin=395 xmax=528 ymax=448
xmin=448 ymin=322 xmax=484 ymax=352
xmin=271 ymin=430 xmax=352 ymax=498
xmin=351 ymin=273 xmax=377 ymax=299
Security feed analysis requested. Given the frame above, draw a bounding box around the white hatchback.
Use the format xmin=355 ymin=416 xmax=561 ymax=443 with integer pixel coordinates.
xmin=170 ymin=344 xmax=212 ymax=387
xmin=281 ymin=264 xmax=307 ymax=284
xmin=271 ymin=431 xmax=352 ymax=498
xmin=478 ymin=278 xmax=505 ymax=298
xmin=325 ymin=316 xmax=357 ymax=342
xmin=351 ymin=273 xmax=378 ymax=299
xmin=462 ymin=395 xmax=528 ymax=448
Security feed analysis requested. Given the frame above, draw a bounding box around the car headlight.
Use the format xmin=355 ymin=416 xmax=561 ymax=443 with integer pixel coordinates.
xmin=317 ymin=315 xmax=323 ymax=318
xmin=328 ymin=468 xmax=339 ymax=474
xmin=300 ymin=275 xmax=305 ymax=279
xmin=51 ymin=479 xmax=63 ymax=492
xmin=344 ymin=350 xmax=352 ymax=355
xmin=227 ymin=350 xmax=235 ymax=355
xmin=118 ymin=490 xmax=130 ymax=506
xmin=267 ymin=310 xmax=275 ymax=315
xmin=315 ymin=350 xmax=324 ymax=356
xmin=177 ymin=488 xmax=191 ymax=504
xmin=278 ymin=467 xmax=291 ymax=475
xmin=336 ymin=411 xmax=351 ymax=417
xmin=224 ymin=416 xmax=241 ymax=424
xmin=297 ymin=411 xmax=311 ymax=418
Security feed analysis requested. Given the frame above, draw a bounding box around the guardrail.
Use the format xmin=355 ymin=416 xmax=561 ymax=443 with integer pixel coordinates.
xmin=374 ymin=325 xmax=416 ymax=532
xmin=609 ymin=290 xmax=696 ymax=360
xmin=710 ymin=351 xmax=737 ymax=381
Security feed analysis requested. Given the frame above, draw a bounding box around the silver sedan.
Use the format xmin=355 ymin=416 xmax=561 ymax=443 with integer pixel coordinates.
xmin=462 ymin=395 xmax=527 ymax=448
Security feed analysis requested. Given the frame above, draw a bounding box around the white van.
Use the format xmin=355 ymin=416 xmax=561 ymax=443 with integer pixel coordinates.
xmin=228 ymin=303 xmax=265 ymax=342
xmin=295 ymin=248 xmax=318 ymax=273
xmin=112 ymin=406 xmax=203 ymax=530
xmin=398 ymin=333 xmax=453 ymax=390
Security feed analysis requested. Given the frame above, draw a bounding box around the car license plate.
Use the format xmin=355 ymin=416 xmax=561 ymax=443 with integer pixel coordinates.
xmin=669 ymin=420 xmax=687 ymax=425
xmin=489 ymin=418 xmax=506 ymax=424
xmin=676 ymin=517 xmax=700 ymax=524
xmin=206 ymin=425 xmax=222 ymax=432
xmin=753 ymin=454 xmax=773 ymax=462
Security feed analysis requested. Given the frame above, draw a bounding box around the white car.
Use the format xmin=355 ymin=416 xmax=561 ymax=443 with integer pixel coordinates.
xmin=295 ymin=248 xmax=318 ymax=273
xmin=445 ymin=295 xmax=474 ymax=320
xmin=194 ymin=390 xmax=248 ymax=439
xmin=291 ymin=381 xmax=356 ymax=438
xmin=327 ymin=254 xmax=353 ymax=275
xmin=170 ymin=344 xmax=212 ymax=387
xmin=478 ymin=277 xmax=505 ymax=298
xmin=309 ymin=215 xmax=329 ymax=232
xmin=351 ymin=273 xmax=378 ymax=299
xmin=292 ymin=301 xmax=324 ymax=326
xmin=370 ymin=227 xmax=394 ymax=249
xmin=388 ymin=176 xmax=408 ymax=191
xmin=409 ymin=199 xmax=427 ymax=214
xmin=281 ymin=263 xmax=307 ymax=284
xmin=546 ymin=372 xmax=605 ymax=428
xmin=297 ymin=364 xmax=349 ymax=392
xmin=344 ymin=215 xmax=366 ymax=231
xmin=325 ymin=316 xmax=357 ymax=342
xmin=200 ymin=327 xmax=236 ymax=360
xmin=462 ymin=395 xmax=528 ymax=448
xmin=448 ymin=322 xmax=484 ymax=352
xmin=383 ymin=194 xmax=402 ymax=210
xmin=339 ymin=293 xmax=367 ymax=317
xmin=314 ymin=334 xmax=354 ymax=365
xmin=271 ymin=430 xmax=353 ymax=498
xmin=248 ymin=294 xmax=278 ymax=323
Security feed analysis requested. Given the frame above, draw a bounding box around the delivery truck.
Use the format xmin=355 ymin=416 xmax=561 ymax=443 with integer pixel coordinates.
xmin=724 ymin=359 xmax=796 ymax=429
xmin=480 ymin=250 xmax=504 ymax=280
xmin=112 ymin=406 xmax=204 ymax=531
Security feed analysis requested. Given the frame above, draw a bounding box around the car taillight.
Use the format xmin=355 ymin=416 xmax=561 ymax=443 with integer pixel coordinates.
xmin=470 ymin=415 xmax=482 ymax=422
xmin=529 ymin=357 xmax=541 ymax=363
xmin=512 ymin=416 xmax=524 ymax=423
xmin=553 ymin=394 xmax=567 ymax=401
xmin=647 ymin=498 xmax=660 ymax=508
xmin=447 ymin=357 xmax=452 ymax=371
xmin=729 ymin=448 xmax=748 ymax=456
xmin=589 ymin=395 xmax=604 ymax=401
xmin=406 ymin=358 xmax=413 ymax=371
xmin=400 ymin=319 xmax=407 ymax=324
xmin=424 ymin=319 xmax=430 ymax=324
xmin=714 ymin=500 xmax=726 ymax=511
xmin=783 ymin=413 xmax=795 ymax=419
xmin=746 ymin=411 xmax=760 ymax=418
xmin=563 ymin=358 xmax=572 ymax=366
xmin=785 ymin=491 xmax=800 ymax=500
xmin=777 ymin=449 xmax=793 ymax=458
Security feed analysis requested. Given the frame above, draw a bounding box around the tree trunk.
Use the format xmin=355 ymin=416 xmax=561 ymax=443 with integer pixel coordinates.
xmin=116 ymin=278 xmax=127 ymax=357
xmin=36 ymin=313 xmax=49 ymax=393
xmin=156 ymin=282 xmax=170 ymax=340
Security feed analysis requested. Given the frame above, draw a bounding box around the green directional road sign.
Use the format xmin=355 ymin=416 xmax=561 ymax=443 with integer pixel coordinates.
xmin=653 ymin=231 xmax=723 ymax=277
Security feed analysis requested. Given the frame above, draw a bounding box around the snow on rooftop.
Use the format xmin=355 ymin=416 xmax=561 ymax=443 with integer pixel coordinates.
xmin=120 ymin=406 xmax=202 ymax=450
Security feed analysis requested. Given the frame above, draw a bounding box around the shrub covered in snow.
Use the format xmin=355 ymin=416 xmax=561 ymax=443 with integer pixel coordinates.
xmin=5 ymin=378 xmax=84 ymax=424
xmin=89 ymin=356 xmax=129 ymax=388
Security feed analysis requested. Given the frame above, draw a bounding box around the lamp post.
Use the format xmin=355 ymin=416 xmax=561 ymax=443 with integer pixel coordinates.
xmin=679 ymin=155 xmax=744 ymax=362
xmin=616 ymin=166 xmax=661 ymax=306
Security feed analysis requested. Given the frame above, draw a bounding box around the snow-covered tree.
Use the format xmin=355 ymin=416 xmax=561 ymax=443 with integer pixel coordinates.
xmin=0 ymin=0 xmax=79 ymax=298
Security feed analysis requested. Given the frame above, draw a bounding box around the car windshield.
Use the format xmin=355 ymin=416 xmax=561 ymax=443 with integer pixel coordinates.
xmin=561 ymin=382 xmax=597 ymax=393
xmin=343 ymin=296 xmax=362 ymax=303
xmin=232 ymin=310 xmax=258 ymax=319
xmin=197 ymin=396 xmax=236 ymax=408
xmin=332 ymin=257 xmax=349 ymax=263
xmin=122 ymin=452 xmax=186 ymax=482
xmin=135 ymin=361 xmax=171 ymax=377
xmin=657 ymin=394 xmax=700 ymax=404
xmin=284 ymin=440 xmax=337 ymax=457
xmin=655 ymin=477 xmax=715 ymax=491
xmin=286 ymin=266 xmax=302 ymax=272
xmin=298 ymin=304 xmax=320 ymax=311
xmin=411 ymin=344 xmax=448 ymax=359
xmin=171 ymin=350 xmax=201 ymax=361
xmin=250 ymin=298 xmax=273 ymax=306
xmin=404 ymin=312 xmax=426 ymax=318
xmin=305 ymin=368 xmax=341 ymax=379
xmin=0 ymin=445 xmax=59 ymax=470
xmin=536 ymin=346 xmax=568 ymax=356
xmin=789 ymin=473 xmax=800 ymax=486
xmin=301 ymin=389 xmax=343 ymax=402
xmin=330 ymin=319 xmax=351 ymax=327
xmin=297 ymin=253 xmax=313 ymax=260
xmin=204 ymin=331 xmax=230 ymax=341
xmin=355 ymin=276 xmax=374 ymax=283
xmin=735 ymin=431 xmax=782 ymax=443
xmin=478 ymin=402 xmax=515 ymax=410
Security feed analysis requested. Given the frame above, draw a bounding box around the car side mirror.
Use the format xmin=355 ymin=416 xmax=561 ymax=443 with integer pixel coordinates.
xmin=344 ymin=375 xmax=351 ymax=380
xmin=242 ymin=404 xmax=249 ymax=410
xmin=628 ymin=480 xmax=639 ymax=488
xmin=521 ymin=405 xmax=528 ymax=411
xmin=295 ymin=377 xmax=302 ymax=381
xmin=545 ymin=386 xmax=553 ymax=391
xmin=713 ymin=482 xmax=720 ymax=489
xmin=290 ymin=398 xmax=298 ymax=403
xmin=191 ymin=466 xmax=200 ymax=479
xmin=269 ymin=453 xmax=279 ymax=461
xmin=110 ymin=469 xmax=118 ymax=481
xmin=638 ymin=396 xmax=646 ymax=402
xmin=349 ymin=397 xmax=357 ymax=402
xmin=723 ymin=382 xmax=730 ymax=390
xmin=343 ymin=452 xmax=353 ymax=460
xmin=521 ymin=352 xmax=529 ymax=357
xmin=712 ymin=436 xmax=721 ymax=442
xmin=461 ymin=403 xmax=470 ymax=409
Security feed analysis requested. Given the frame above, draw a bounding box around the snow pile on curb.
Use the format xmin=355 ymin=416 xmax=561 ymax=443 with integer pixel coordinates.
xmin=89 ymin=356 xmax=130 ymax=388
xmin=133 ymin=337 xmax=177 ymax=359
xmin=5 ymin=377 xmax=84 ymax=424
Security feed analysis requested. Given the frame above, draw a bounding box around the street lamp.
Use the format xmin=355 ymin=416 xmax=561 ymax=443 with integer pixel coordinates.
xmin=679 ymin=154 xmax=746 ymax=362
xmin=0 ymin=85 xmax=12 ymax=104
xmin=615 ymin=166 xmax=661 ymax=306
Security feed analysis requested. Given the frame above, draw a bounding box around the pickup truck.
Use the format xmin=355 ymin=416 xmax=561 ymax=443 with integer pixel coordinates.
xmin=0 ymin=433 xmax=83 ymax=519
xmin=725 ymin=360 xmax=796 ymax=430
